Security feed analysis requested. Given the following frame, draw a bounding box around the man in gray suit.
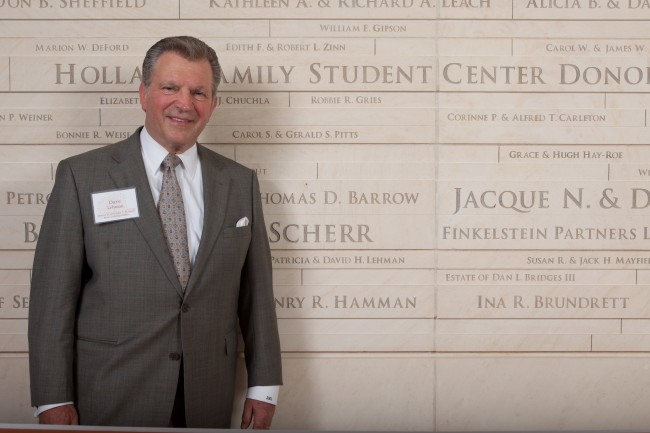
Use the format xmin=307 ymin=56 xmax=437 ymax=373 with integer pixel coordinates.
xmin=28 ymin=36 xmax=282 ymax=428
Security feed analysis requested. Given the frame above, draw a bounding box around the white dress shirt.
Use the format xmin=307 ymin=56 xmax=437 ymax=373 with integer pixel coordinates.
xmin=35 ymin=128 xmax=278 ymax=417
xmin=140 ymin=127 xmax=203 ymax=264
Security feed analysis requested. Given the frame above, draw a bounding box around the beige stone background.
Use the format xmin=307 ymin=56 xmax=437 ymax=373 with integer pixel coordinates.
xmin=2 ymin=0 xmax=650 ymax=431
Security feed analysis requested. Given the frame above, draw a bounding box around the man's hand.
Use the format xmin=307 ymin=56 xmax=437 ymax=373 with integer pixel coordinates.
xmin=38 ymin=404 xmax=79 ymax=425
xmin=240 ymin=398 xmax=276 ymax=429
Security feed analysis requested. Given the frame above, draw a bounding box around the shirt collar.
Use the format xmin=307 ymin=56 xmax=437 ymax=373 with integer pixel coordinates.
xmin=140 ymin=127 xmax=200 ymax=180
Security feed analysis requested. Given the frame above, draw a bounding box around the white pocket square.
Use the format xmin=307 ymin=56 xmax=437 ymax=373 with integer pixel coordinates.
xmin=236 ymin=217 xmax=249 ymax=227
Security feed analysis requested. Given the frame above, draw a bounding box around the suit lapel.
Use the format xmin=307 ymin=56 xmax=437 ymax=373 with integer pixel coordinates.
xmin=186 ymin=145 xmax=230 ymax=296
xmin=107 ymin=131 xmax=184 ymax=296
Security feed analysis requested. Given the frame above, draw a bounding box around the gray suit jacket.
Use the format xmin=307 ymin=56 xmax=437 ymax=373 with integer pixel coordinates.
xmin=28 ymin=129 xmax=282 ymax=428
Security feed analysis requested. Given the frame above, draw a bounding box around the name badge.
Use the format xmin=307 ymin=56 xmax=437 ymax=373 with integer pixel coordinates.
xmin=92 ymin=187 xmax=139 ymax=224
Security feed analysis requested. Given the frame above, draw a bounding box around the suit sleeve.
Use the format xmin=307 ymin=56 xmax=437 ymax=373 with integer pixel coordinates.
xmin=28 ymin=159 xmax=86 ymax=406
xmin=237 ymin=172 xmax=283 ymax=387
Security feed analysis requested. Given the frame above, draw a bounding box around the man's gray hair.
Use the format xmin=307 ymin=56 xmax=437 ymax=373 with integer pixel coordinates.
xmin=142 ymin=36 xmax=221 ymax=99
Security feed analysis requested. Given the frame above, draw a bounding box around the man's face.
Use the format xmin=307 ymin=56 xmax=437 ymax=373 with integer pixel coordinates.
xmin=139 ymin=51 xmax=217 ymax=154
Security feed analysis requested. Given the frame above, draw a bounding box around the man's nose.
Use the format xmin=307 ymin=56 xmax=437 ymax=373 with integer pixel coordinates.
xmin=175 ymin=89 xmax=192 ymax=110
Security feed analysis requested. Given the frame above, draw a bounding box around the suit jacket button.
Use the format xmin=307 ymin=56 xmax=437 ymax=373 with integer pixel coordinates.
xmin=181 ymin=304 xmax=190 ymax=313
xmin=169 ymin=352 xmax=181 ymax=361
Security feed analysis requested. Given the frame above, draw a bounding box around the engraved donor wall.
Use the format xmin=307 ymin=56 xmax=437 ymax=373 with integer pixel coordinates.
xmin=2 ymin=0 xmax=650 ymax=430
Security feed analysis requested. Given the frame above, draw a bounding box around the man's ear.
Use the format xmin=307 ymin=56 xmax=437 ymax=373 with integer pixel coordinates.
xmin=139 ymin=82 xmax=147 ymax=112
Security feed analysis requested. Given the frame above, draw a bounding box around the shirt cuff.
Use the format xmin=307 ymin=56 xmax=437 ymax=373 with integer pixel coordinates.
xmin=246 ymin=385 xmax=280 ymax=406
xmin=34 ymin=402 xmax=74 ymax=417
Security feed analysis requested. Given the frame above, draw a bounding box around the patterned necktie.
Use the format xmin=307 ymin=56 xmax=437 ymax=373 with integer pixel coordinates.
xmin=158 ymin=153 xmax=191 ymax=290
